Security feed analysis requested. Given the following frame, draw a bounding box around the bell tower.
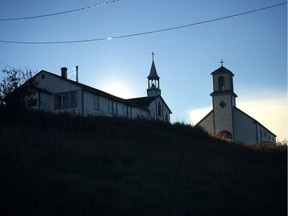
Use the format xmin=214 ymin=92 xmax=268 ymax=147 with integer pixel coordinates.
xmin=210 ymin=60 xmax=237 ymax=141
xmin=147 ymin=53 xmax=161 ymax=97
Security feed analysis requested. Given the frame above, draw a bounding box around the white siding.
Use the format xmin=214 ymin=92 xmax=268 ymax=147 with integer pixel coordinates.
xmin=256 ymin=124 xmax=276 ymax=143
xmin=213 ymin=94 xmax=234 ymax=137
xmin=131 ymin=107 xmax=149 ymax=119
xmin=36 ymin=72 xmax=81 ymax=93
xmin=234 ymin=109 xmax=257 ymax=144
xmin=35 ymin=72 xmax=83 ymax=115
xmin=147 ymin=96 xmax=170 ymax=122
xmin=234 ymin=108 xmax=276 ymax=144
xmin=33 ymin=71 xmax=167 ymax=121
xmin=82 ymin=91 xmax=99 ymax=116
xmin=81 ymin=91 xmax=149 ymax=119
xmin=197 ymin=111 xmax=214 ymax=135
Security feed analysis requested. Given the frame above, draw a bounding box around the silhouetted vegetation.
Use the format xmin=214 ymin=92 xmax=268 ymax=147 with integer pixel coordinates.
xmin=0 ymin=107 xmax=286 ymax=216
xmin=0 ymin=68 xmax=37 ymax=108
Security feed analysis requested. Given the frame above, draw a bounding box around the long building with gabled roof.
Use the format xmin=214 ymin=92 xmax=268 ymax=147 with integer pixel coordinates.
xmin=11 ymin=55 xmax=172 ymax=122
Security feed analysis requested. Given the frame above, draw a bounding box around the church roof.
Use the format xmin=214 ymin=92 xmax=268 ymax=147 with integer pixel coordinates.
xmin=128 ymin=95 xmax=172 ymax=114
xmin=128 ymin=96 xmax=158 ymax=108
xmin=211 ymin=66 xmax=234 ymax=76
xmin=147 ymin=60 xmax=160 ymax=79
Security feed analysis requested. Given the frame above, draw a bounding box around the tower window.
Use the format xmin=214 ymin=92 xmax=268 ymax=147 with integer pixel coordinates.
xmin=218 ymin=76 xmax=225 ymax=91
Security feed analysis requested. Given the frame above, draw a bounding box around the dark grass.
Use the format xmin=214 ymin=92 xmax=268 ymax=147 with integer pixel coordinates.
xmin=0 ymin=107 xmax=286 ymax=216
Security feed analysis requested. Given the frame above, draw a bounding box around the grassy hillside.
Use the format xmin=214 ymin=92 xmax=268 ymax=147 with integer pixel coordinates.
xmin=0 ymin=107 xmax=286 ymax=216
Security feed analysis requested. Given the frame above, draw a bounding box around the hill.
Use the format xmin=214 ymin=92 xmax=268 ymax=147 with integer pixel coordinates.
xmin=0 ymin=107 xmax=286 ymax=216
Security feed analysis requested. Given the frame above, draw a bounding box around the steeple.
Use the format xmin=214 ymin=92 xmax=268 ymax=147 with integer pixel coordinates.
xmin=147 ymin=52 xmax=161 ymax=97
xmin=210 ymin=60 xmax=237 ymax=141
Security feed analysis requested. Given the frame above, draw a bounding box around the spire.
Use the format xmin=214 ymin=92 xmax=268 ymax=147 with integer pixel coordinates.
xmin=147 ymin=52 xmax=160 ymax=79
xmin=147 ymin=52 xmax=161 ymax=97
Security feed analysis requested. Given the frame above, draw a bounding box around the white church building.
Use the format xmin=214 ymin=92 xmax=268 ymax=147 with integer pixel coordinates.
xmin=197 ymin=62 xmax=276 ymax=144
xmin=24 ymin=56 xmax=172 ymax=122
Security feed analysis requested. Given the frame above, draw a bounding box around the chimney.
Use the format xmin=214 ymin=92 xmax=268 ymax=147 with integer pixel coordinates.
xmin=61 ymin=67 xmax=67 ymax=79
xmin=75 ymin=65 xmax=79 ymax=83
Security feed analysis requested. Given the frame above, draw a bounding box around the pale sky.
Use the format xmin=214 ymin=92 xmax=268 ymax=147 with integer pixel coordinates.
xmin=0 ymin=0 xmax=287 ymax=141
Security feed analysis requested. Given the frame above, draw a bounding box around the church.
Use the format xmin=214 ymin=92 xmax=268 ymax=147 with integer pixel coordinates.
xmin=196 ymin=61 xmax=276 ymax=144
xmin=12 ymin=55 xmax=172 ymax=122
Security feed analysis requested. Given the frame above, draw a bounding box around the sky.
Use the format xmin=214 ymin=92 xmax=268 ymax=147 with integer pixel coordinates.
xmin=0 ymin=0 xmax=287 ymax=141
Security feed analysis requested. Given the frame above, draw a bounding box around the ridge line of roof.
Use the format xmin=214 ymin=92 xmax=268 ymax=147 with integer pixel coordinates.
xmin=37 ymin=70 xmax=149 ymax=111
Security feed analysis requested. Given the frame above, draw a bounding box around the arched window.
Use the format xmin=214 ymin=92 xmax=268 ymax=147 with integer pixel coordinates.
xmin=218 ymin=76 xmax=225 ymax=91
xmin=150 ymin=108 xmax=155 ymax=119
xmin=217 ymin=130 xmax=232 ymax=140
xmin=157 ymin=102 xmax=162 ymax=117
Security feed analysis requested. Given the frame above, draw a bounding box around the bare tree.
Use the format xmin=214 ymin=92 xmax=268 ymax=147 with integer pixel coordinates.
xmin=0 ymin=68 xmax=37 ymax=108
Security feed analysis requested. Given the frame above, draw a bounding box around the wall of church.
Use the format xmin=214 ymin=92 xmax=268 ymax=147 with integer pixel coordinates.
xmin=234 ymin=108 xmax=276 ymax=143
xmin=256 ymin=124 xmax=276 ymax=143
xmin=197 ymin=111 xmax=214 ymax=136
xmin=148 ymin=97 xmax=170 ymax=122
xmin=233 ymin=109 xmax=257 ymax=144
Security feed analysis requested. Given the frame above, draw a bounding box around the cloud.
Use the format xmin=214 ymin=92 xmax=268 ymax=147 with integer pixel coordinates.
xmin=188 ymin=106 xmax=212 ymax=126
xmin=188 ymin=92 xmax=287 ymax=142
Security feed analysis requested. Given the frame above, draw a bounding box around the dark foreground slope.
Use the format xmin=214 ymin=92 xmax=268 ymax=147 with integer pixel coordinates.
xmin=0 ymin=108 xmax=286 ymax=216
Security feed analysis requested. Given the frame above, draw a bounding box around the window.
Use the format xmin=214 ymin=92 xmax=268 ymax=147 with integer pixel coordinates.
xmin=55 ymin=95 xmax=62 ymax=109
xmin=157 ymin=101 xmax=162 ymax=117
xmin=217 ymin=130 xmax=232 ymax=140
xmin=94 ymin=95 xmax=99 ymax=110
xmin=41 ymin=74 xmax=45 ymax=79
xmin=123 ymin=105 xmax=131 ymax=118
xmin=218 ymin=76 xmax=225 ymax=91
xmin=54 ymin=91 xmax=77 ymax=110
xmin=70 ymin=92 xmax=77 ymax=107
xmin=128 ymin=107 xmax=132 ymax=118
xmin=108 ymin=100 xmax=117 ymax=115
xmin=62 ymin=93 xmax=69 ymax=108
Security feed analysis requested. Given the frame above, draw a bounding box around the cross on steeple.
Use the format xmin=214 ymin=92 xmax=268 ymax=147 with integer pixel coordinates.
xmin=152 ymin=52 xmax=155 ymax=61
xmin=220 ymin=59 xmax=224 ymax=66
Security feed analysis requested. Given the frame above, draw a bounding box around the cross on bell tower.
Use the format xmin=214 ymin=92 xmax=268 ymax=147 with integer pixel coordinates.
xmin=147 ymin=52 xmax=161 ymax=97
xmin=220 ymin=59 xmax=224 ymax=66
